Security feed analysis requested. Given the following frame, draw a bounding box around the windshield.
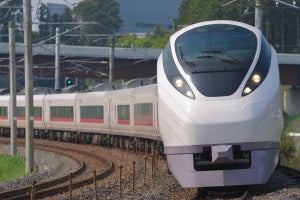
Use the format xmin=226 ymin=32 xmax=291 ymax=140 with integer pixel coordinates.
xmin=174 ymin=24 xmax=257 ymax=97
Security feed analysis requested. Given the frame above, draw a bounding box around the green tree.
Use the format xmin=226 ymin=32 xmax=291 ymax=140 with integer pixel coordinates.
xmin=60 ymin=7 xmax=77 ymax=45
xmin=0 ymin=0 xmax=23 ymax=42
xmin=50 ymin=13 xmax=61 ymax=37
xmin=115 ymin=26 xmax=171 ymax=49
xmin=37 ymin=2 xmax=50 ymax=40
xmin=73 ymin=0 xmax=123 ymax=45
xmin=176 ymin=0 xmax=253 ymax=28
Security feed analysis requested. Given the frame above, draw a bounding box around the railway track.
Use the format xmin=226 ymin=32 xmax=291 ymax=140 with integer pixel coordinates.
xmin=277 ymin=165 xmax=300 ymax=183
xmin=0 ymin=138 xmax=114 ymax=200
xmin=190 ymin=165 xmax=300 ymax=200
xmin=192 ymin=186 xmax=251 ymax=200
xmin=1 ymin=136 xmax=300 ymax=199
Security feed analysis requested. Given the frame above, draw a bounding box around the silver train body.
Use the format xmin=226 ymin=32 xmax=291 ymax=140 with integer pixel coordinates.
xmin=0 ymin=20 xmax=283 ymax=188
xmin=157 ymin=20 xmax=283 ymax=187
xmin=0 ymin=85 xmax=160 ymax=140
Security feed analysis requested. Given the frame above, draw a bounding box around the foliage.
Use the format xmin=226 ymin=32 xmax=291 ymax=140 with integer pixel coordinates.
xmin=280 ymin=126 xmax=297 ymax=165
xmin=176 ymin=0 xmax=254 ymax=28
xmin=263 ymin=1 xmax=300 ymax=53
xmin=37 ymin=3 xmax=50 ymax=39
xmin=115 ymin=26 xmax=171 ymax=49
xmin=73 ymin=0 xmax=122 ymax=45
xmin=60 ymin=7 xmax=76 ymax=45
xmin=0 ymin=154 xmax=26 ymax=182
xmin=0 ymin=0 xmax=23 ymax=42
xmin=280 ymin=114 xmax=300 ymax=170
xmin=2 ymin=0 xmax=300 ymax=51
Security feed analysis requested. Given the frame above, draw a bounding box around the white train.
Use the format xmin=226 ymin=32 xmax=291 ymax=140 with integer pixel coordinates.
xmin=0 ymin=20 xmax=283 ymax=188
xmin=0 ymin=85 xmax=160 ymax=140
xmin=157 ymin=20 xmax=283 ymax=187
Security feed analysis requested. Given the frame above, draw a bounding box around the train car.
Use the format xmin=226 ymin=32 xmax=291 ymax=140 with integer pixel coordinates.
xmin=157 ymin=20 xmax=283 ymax=187
xmin=107 ymin=85 xmax=159 ymax=140
xmin=16 ymin=95 xmax=45 ymax=130
xmin=32 ymin=95 xmax=45 ymax=130
xmin=107 ymin=88 xmax=135 ymax=136
xmin=131 ymin=85 xmax=159 ymax=140
xmin=44 ymin=93 xmax=78 ymax=132
xmin=0 ymin=96 xmax=10 ymax=128
xmin=76 ymin=91 xmax=110 ymax=134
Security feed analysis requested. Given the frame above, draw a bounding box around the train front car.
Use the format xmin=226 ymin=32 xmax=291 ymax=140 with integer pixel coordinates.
xmin=157 ymin=20 xmax=283 ymax=187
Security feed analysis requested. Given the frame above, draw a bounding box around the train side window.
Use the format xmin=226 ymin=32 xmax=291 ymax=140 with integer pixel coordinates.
xmin=50 ymin=106 xmax=74 ymax=118
xmin=34 ymin=107 xmax=42 ymax=117
xmin=0 ymin=107 xmax=7 ymax=118
xmin=80 ymin=106 xmax=104 ymax=119
xmin=16 ymin=107 xmax=25 ymax=117
xmin=117 ymin=105 xmax=130 ymax=125
xmin=134 ymin=103 xmax=153 ymax=126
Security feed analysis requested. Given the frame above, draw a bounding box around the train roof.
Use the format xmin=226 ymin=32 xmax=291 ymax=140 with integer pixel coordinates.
xmin=0 ymin=95 xmax=10 ymax=101
xmin=44 ymin=93 xmax=78 ymax=100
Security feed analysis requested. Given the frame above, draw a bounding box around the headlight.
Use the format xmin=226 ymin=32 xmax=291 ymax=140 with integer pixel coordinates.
xmin=242 ymin=36 xmax=271 ymax=96
xmin=172 ymin=76 xmax=195 ymax=99
xmin=251 ymin=73 xmax=262 ymax=85
xmin=243 ymin=87 xmax=252 ymax=95
xmin=175 ymin=78 xmax=184 ymax=88
xmin=242 ymin=72 xmax=263 ymax=96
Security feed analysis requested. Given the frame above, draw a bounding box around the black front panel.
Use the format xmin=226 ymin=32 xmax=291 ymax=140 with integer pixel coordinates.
xmin=193 ymin=145 xmax=251 ymax=171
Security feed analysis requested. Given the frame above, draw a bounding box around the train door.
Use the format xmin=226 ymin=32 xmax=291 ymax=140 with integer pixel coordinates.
xmin=108 ymin=88 xmax=134 ymax=136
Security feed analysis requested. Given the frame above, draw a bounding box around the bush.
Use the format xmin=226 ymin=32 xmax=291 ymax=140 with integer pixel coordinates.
xmin=279 ymin=114 xmax=300 ymax=170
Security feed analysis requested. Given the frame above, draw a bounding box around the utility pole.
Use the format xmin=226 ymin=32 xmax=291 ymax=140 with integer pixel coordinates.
xmin=55 ymin=27 xmax=60 ymax=90
xmin=255 ymin=0 xmax=263 ymax=30
xmin=109 ymin=35 xmax=115 ymax=83
xmin=23 ymin=0 xmax=34 ymax=173
xmin=9 ymin=21 xmax=17 ymax=156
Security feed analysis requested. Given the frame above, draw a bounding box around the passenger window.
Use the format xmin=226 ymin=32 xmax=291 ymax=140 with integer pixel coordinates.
xmin=117 ymin=105 xmax=130 ymax=125
xmin=134 ymin=103 xmax=153 ymax=126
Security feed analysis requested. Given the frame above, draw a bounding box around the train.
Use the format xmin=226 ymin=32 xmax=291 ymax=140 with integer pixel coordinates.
xmin=157 ymin=20 xmax=283 ymax=187
xmin=0 ymin=20 xmax=283 ymax=188
xmin=0 ymin=84 xmax=160 ymax=140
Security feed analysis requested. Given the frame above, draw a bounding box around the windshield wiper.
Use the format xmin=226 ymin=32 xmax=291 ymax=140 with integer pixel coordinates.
xmin=191 ymin=66 xmax=244 ymax=74
xmin=219 ymin=58 xmax=241 ymax=64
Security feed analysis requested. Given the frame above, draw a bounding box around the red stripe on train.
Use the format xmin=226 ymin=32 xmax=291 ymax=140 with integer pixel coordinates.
xmin=0 ymin=116 xmax=8 ymax=120
xmin=34 ymin=117 xmax=42 ymax=121
xmin=134 ymin=120 xmax=153 ymax=126
xmin=15 ymin=117 xmax=42 ymax=121
xmin=118 ymin=120 xmax=130 ymax=125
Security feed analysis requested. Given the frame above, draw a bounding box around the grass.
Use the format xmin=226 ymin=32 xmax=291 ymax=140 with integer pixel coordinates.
xmin=0 ymin=154 xmax=26 ymax=183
